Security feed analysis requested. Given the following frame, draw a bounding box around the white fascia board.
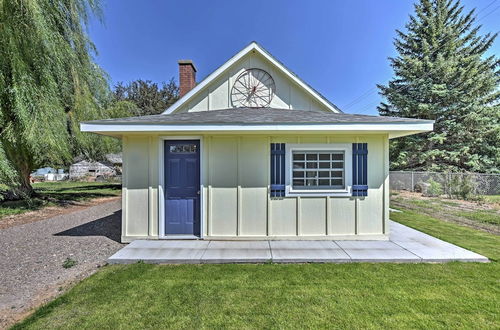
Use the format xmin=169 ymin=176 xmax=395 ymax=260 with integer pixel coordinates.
xmin=81 ymin=122 xmax=433 ymax=134
xmin=163 ymin=42 xmax=340 ymax=115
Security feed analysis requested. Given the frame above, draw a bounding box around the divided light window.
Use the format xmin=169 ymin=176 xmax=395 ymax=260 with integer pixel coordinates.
xmin=292 ymin=151 xmax=345 ymax=189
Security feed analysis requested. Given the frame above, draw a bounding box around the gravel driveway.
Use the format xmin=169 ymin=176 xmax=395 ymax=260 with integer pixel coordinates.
xmin=0 ymin=199 xmax=123 ymax=328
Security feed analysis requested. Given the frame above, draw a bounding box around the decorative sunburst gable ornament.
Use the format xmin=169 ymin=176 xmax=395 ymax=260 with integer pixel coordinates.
xmin=231 ymin=68 xmax=275 ymax=108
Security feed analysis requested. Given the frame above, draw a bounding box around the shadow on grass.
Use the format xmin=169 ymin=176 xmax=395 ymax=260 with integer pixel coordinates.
xmin=1 ymin=183 xmax=121 ymax=218
xmin=0 ymin=199 xmax=48 ymax=217
xmin=41 ymin=192 xmax=120 ymax=202
xmin=36 ymin=183 xmax=122 ymax=202
xmin=36 ymin=183 xmax=122 ymax=192
xmin=54 ymin=210 xmax=122 ymax=243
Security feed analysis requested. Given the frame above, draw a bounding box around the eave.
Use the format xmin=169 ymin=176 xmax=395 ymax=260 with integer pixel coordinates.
xmin=81 ymin=122 xmax=433 ymax=139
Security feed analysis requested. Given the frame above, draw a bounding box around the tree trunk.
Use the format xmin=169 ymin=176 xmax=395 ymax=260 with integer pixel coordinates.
xmin=1 ymin=139 xmax=35 ymax=198
xmin=17 ymin=164 xmax=34 ymax=198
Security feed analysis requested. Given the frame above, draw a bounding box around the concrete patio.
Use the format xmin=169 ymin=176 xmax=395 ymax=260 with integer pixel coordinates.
xmin=108 ymin=221 xmax=488 ymax=264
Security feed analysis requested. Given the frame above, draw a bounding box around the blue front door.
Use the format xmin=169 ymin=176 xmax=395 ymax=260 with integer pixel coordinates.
xmin=164 ymin=140 xmax=200 ymax=236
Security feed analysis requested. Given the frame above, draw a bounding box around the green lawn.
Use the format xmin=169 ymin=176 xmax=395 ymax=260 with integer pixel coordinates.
xmin=452 ymin=209 xmax=500 ymax=226
xmin=391 ymin=192 xmax=500 ymax=231
xmin=0 ymin=182 xmax=121 ymax=218
xmin=13 ymin=208 xmax=500 ymax=329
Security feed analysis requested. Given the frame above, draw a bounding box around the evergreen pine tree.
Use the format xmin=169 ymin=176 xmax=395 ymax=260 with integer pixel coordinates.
xmin=378 ymin=0 xmax=500 ymax=173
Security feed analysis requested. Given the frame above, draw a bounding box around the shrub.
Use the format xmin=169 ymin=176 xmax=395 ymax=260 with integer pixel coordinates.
xmin=447 ymin=173 xmax=476 ymax=200
xmin=458 ymin=175 xmax=475 ymax=200
xmin=427 ymin=179 xmax=443 ymax=197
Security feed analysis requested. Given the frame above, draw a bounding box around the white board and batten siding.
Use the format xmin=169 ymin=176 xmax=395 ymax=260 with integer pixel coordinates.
xmin=120 ymin=134 xmax=389 ymax=242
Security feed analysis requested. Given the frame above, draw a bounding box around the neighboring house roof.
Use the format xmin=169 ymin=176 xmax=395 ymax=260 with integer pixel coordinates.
xmin=163 ymin=41 xmax=342 ymax=114
xmin=70 ymin=160 xmax=113 ymax=168
xmin=86 ymin=108 xmax=430 ymax=125
xmin=105 ymin=153 xmax=122 ymax=164
xmin=31 ymin=167 xmax=58 ymax=175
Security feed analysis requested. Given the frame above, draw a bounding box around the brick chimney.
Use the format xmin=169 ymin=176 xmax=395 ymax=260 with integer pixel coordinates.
xmin=178 ymin=60 xmax=197 ymax=97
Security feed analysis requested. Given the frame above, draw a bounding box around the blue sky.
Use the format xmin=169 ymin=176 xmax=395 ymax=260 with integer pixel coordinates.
xmin=88 ymin=0 xmax=499 ymax=115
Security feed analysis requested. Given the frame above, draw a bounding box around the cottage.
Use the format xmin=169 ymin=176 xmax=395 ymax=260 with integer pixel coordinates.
xmin=82 ymin=42 xmax=433 ymax=242
xmin=69 ymin=154 xmax=122 ymax=180
xmin=69 ymin=160 xmax=115 ymax=180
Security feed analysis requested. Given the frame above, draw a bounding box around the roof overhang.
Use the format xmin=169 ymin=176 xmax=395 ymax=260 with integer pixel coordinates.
xmin=81 ymin=121 xmax=433 ymax=139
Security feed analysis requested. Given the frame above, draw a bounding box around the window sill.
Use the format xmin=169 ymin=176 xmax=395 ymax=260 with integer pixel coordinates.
xmin=285 ymin=188 xmax=351 ymax=197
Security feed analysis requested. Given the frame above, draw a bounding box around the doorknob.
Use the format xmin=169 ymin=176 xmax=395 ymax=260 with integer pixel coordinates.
xmin=197 ymin=190 xmax=200 ymax=195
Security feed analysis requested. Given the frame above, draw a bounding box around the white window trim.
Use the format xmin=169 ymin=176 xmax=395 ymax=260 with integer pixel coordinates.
xmin=285 ymin=143 xmax=352 ymax=197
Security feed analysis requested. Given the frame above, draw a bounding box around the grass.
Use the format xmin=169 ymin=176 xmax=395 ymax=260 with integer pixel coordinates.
xmin=12 ymin=209 xmax=500 ymax=329
xmin=0 ymin=182 xmax=121 ymax=218
xmin=483 ymin=195 xmax=500 ymax=204
xmin=12 ymin=263 xmax=500 ymax=329
xmin=452 ymin=209 xmax=500 ymax=226
xmin=401 ymin=198 xmax=444 ymax=211
xmin=391 ymin=193 xmax=500 ymax=231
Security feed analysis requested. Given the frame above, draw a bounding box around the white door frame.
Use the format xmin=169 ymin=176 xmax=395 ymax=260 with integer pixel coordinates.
xmin=158 ymin=136 xmax=204 ymax=239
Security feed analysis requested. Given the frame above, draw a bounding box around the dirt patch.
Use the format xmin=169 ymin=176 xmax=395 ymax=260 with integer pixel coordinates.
xmin=394 ymin=190 xmax=499 ymax=211
xmin=0 ymin=196 xmax=120 ymax=230
xmin=391 ymin=191 xmax=500 ymax=235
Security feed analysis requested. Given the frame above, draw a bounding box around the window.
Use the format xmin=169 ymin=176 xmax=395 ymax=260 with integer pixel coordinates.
xmin=169 ymin=144 xmax=197 ymax=153
xmin=292 ymin=151 xmax=345 ymax=189
xmin=285 ymin=143 xmax=352 ymax=196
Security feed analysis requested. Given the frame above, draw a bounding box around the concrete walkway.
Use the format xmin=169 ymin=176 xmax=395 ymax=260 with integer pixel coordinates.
xmin=108 ymin=221 xmax=488 ymax=264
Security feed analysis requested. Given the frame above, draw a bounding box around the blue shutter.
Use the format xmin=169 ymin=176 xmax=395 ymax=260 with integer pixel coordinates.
xmin=270 ymin=143 xmax=286 ymax=197
xmin=352 ymin=143 xmax=368 ymax=197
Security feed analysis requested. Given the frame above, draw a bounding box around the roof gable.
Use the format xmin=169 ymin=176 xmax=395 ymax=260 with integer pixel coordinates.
xmin=163 ymin=42 xmax=341 ymax=114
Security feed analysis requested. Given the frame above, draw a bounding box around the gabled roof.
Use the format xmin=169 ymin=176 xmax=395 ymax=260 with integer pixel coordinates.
xmin=81 ymin=107 xmax=433 ymax=139
xmin=88 ymin=108 xmax=430 ymax=125
xmin=163 ymin=42 xmax=342 ymax=114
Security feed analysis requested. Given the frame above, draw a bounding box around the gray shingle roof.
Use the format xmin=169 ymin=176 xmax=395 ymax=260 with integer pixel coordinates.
xmin=84 ymin=108 xmax=433 ymax=126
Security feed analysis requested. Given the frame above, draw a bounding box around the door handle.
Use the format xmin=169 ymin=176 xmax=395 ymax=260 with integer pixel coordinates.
xmin=197 ymin=190 xmax=200 ymax=195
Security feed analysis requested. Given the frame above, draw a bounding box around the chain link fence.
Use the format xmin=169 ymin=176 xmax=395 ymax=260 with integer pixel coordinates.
xmin=390 ymin=171 xmax=500 ymax=195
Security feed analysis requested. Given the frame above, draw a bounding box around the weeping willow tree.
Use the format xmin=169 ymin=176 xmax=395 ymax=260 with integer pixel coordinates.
xmin=0 ymin=0 xmax=114 ymax=197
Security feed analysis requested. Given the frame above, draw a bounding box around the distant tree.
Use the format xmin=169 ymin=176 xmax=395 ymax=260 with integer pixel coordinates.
xmin=0 ymin=0 xmax=113 ymax=197
xmin=378 ymin=0 xmax=500 ymax=173
xmin=107 ymin=100 xmax=141 ymax=118
xmin=113 ymin=79 xmax=179 ymax=116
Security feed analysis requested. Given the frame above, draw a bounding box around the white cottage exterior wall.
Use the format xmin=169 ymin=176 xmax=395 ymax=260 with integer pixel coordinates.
xmin=120 ymin=133 xmax=389 ymax=242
